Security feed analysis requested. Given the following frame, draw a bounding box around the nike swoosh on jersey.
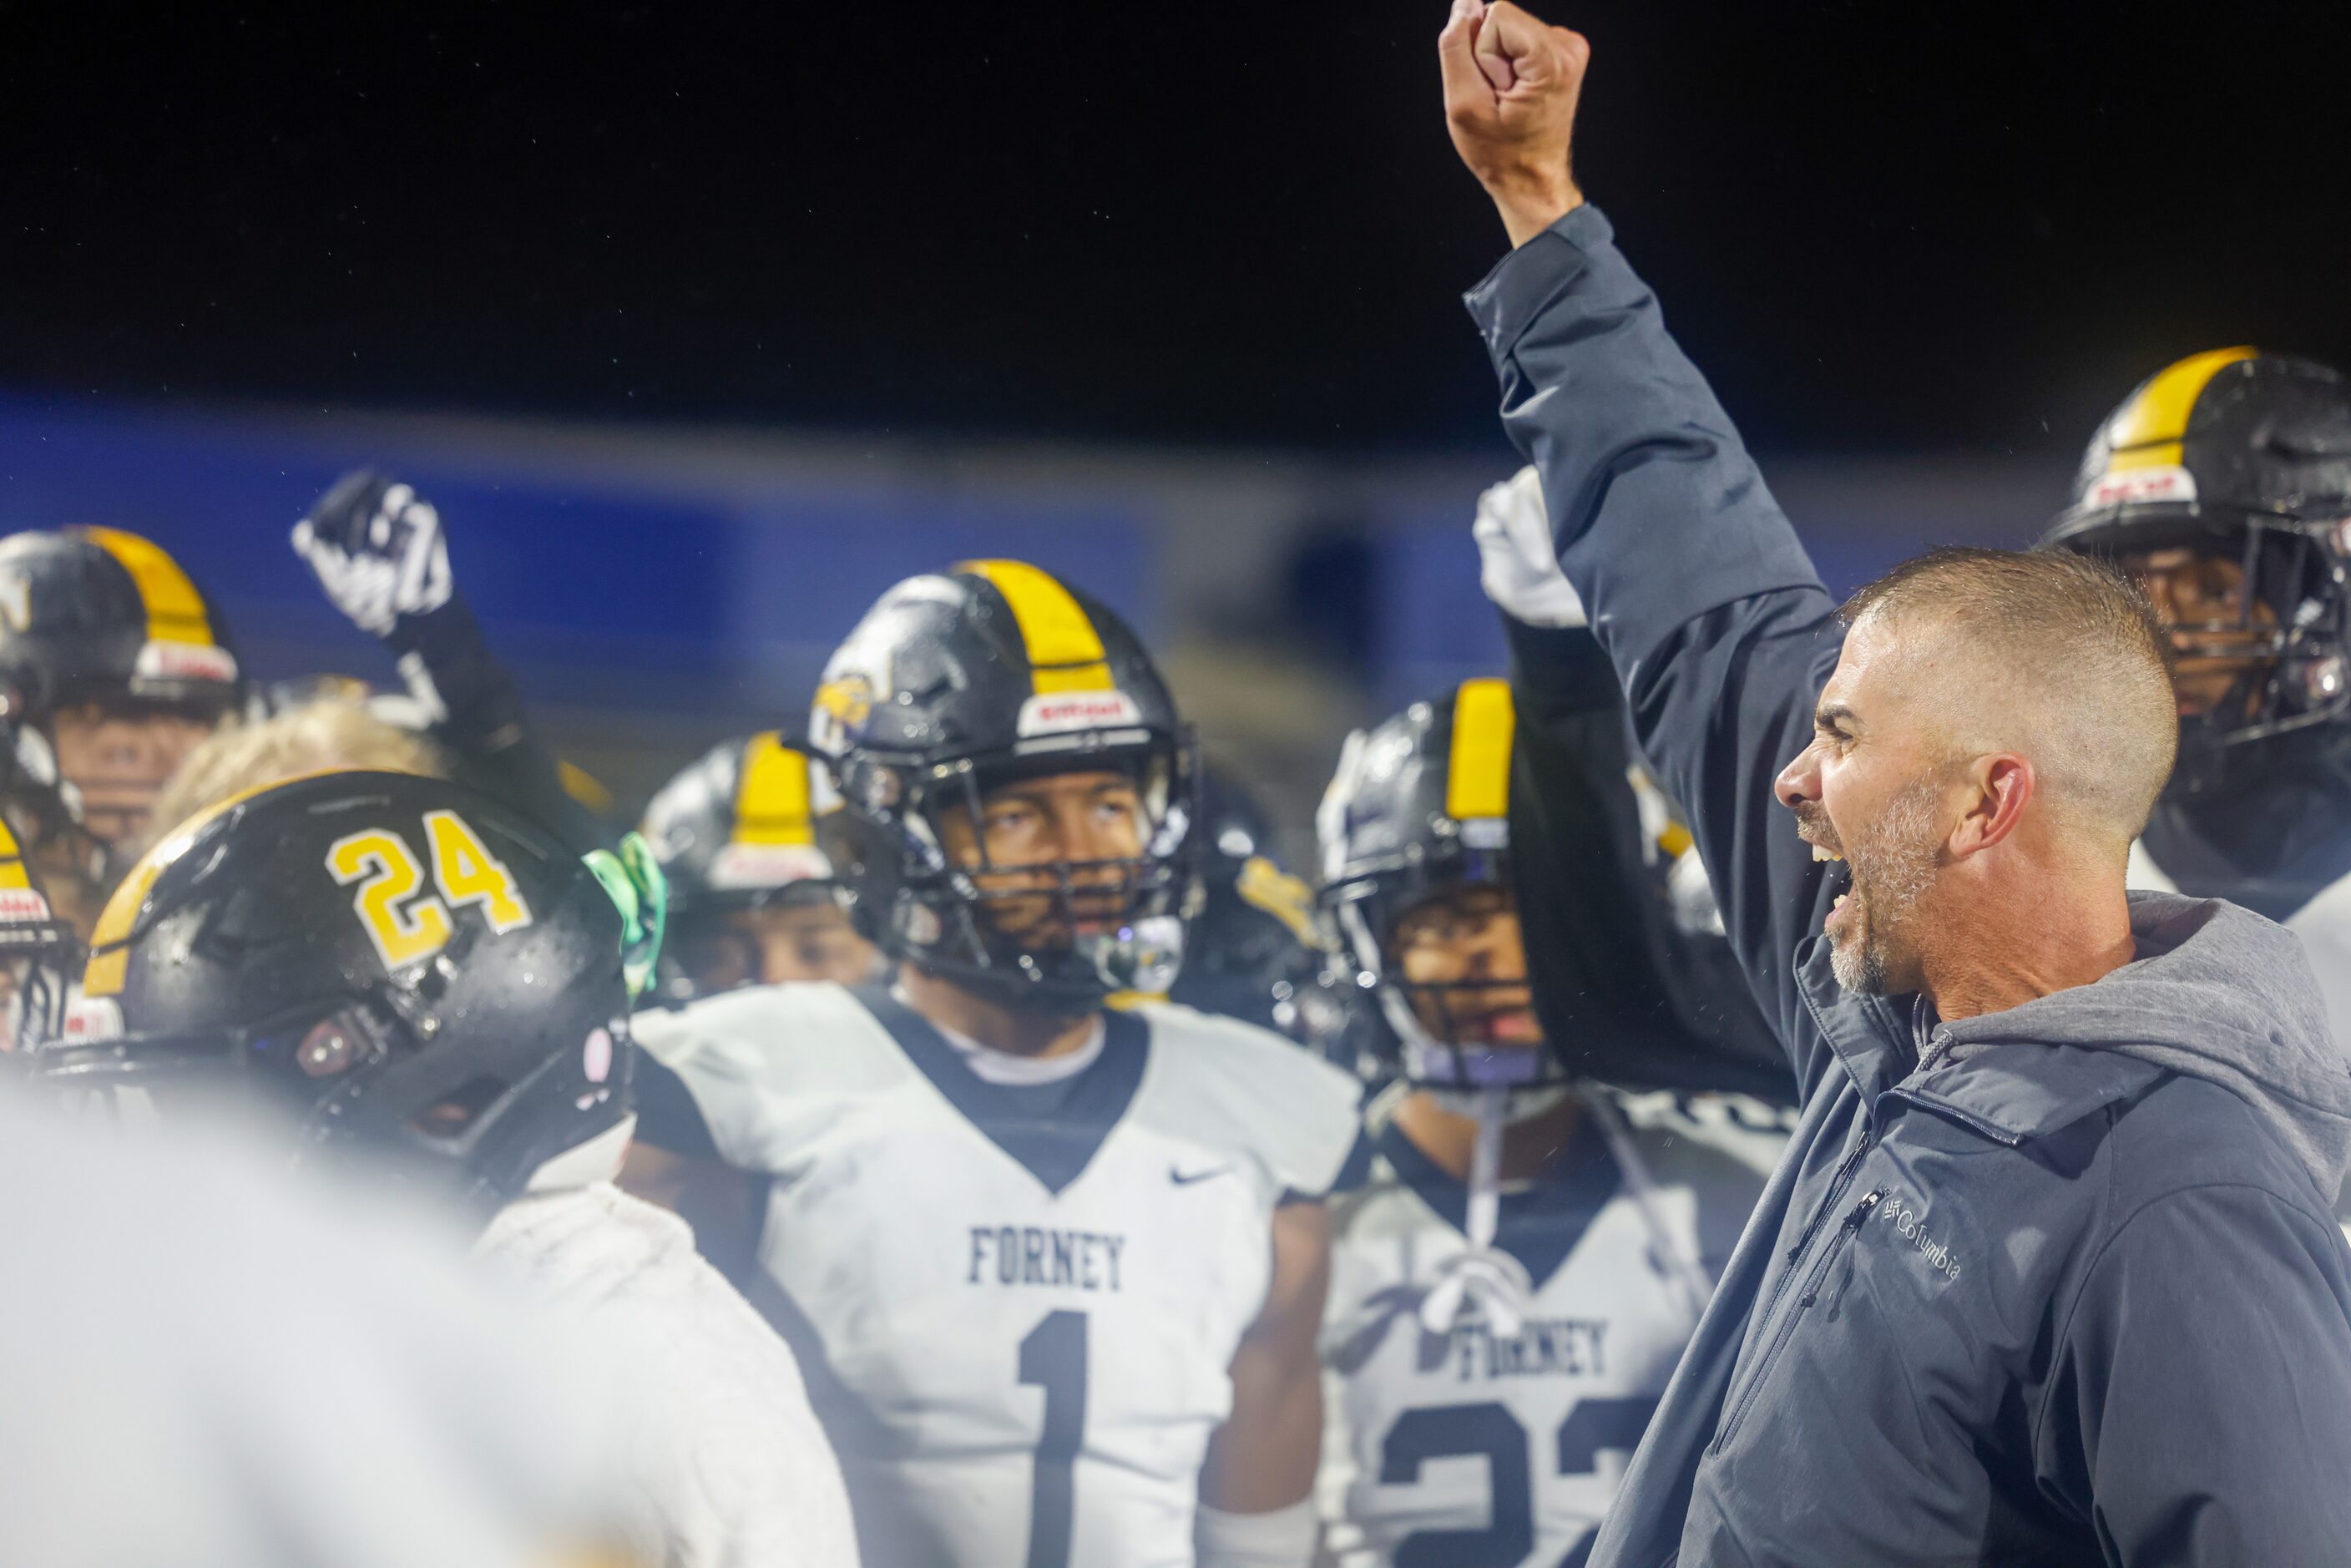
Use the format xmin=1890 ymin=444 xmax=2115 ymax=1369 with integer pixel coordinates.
xmin=1169 ymin=1165 xmax=1234 ymax=1186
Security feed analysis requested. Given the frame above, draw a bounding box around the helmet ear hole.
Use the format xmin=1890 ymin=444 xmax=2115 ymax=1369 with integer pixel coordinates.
xmin=408 ymin=1073 xmax=508 ymax=1140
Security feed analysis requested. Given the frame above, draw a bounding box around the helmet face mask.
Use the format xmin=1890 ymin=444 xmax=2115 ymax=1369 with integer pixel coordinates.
xmin=2051 ymin=504 xmax=2351 ymax=792
xmin=1320 ymin=680 xmax=1567 ymax=1098
xmin=809 ymin=562 xmax=1199 ymax=1014
xmin=825 ymin=741 xmax=1196 ymax=1011
xmin=2044 ymin=351 xmax=2351 ymax=798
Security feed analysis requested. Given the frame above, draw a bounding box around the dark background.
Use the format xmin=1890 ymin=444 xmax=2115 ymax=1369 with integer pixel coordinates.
xmin=3 ymin=0 xmax=2346 ymax=455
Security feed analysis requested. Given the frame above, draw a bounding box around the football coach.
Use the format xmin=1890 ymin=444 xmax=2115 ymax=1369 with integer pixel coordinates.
xmin=1436 ymin=3 xmax=2351 ymax=1562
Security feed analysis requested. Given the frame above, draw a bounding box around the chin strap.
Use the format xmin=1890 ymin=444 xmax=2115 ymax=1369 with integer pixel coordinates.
xmin=1420 ymin=1085 xmax=1535 ymax=1338
xmin=1580 ymin=1087 xmax=1716 ymax=1321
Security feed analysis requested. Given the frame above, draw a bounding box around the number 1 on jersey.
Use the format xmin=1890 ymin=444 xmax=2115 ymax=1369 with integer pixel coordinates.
xmin=1019 ymin=1309 xmax=1088 ymax=1568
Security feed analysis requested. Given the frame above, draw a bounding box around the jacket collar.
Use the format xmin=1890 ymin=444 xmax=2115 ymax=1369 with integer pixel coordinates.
xmin=1794 ymin=938 xmax=2169 ymax=1143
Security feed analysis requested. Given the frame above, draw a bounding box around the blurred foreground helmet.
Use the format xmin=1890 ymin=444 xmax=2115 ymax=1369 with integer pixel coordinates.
xmin=0 ymin=528 xmax=242 ymax=870
xmin=808 ymin=559 xmax=1196 ymax=1011
xmin=1318 ymin=678 xmax=1564 ymax=1095
xmin=40 ymin=771 xmax=632 ymax=1216
xmin=0 ymin=527 xmax=240 ymax=724
xmin=2043 ymin=349 xmax=2351 ymax=797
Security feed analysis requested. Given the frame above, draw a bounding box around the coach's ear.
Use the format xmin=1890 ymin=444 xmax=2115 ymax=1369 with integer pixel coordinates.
xmin=1438 ymin=0 xmax=1590 ymax=246
xmin=1949 ymin=753 xmax=2034 ymax=861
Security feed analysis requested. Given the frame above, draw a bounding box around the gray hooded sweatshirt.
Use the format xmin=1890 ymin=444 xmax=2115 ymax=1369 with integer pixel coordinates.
xmin=1471 ymin=204 xmax=2351 ymax=1565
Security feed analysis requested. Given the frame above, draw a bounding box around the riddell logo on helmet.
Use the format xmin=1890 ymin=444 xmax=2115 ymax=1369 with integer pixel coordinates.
xmin=1017 ymin=690 xmax=1144 ymax=737
xmin=2082 ymin=464 xmax=2198 ymax=510
xmin=134 ymin=640 xmax=238 ymax=685
xmin=0 ymin=889 xmax=53 ymax=925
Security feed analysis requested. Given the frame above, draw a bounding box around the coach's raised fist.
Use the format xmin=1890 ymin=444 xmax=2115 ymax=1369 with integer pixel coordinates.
xmin=1438 ymin=0 xmax=1589 ymax=247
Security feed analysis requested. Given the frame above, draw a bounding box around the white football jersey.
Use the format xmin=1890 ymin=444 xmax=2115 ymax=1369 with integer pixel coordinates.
xmin=1316 ymin=1087 xmax=1782 ymax=1568
xmin=633 ymin=983 xmax=1364 ymax=1568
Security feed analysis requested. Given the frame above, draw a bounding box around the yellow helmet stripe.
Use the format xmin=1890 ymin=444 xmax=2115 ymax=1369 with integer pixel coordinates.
xmin=2102 ymin=346 xmax=2257 ymax=473
xmin=0 ymin=817 xmax=29 ymax=893
xmin=1445 ymin=677 xmax=1515 ymax=822
xmin=731 ymin=732 xmax=815 ymax=847
xmin=83 ymin=769 xmax=342 ymax=998
xmin=954 ymin=559 xmax=1115 ymax=695
xmin=77 ymin=527 xmax=217 ymax=648
xmin=557 ymin=760 xmax=614 ymax=816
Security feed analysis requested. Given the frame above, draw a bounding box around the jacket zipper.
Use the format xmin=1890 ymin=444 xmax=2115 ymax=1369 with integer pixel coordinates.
xmin=1747 ymin=1119 xmax=1876 ymax=1338
xmin=1711 ymin=1187 xmax=1885 ymax=1454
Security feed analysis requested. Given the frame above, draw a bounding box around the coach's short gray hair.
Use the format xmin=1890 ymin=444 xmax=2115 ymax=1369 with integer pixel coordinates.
xmin=1839 ymin=547 xmax=2178 ymax=847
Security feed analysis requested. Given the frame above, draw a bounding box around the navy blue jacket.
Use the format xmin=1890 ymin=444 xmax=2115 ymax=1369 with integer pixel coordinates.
xmin=1469 ymin=205 xmax=2351 ymax=1566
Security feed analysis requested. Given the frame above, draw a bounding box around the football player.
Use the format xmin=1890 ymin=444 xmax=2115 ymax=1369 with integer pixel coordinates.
xmin=2042 ymin=351 xmax=2351 ymax=1057
xmin=630 ymin=559 xmax=1365 ymax=1568
xmin=640 ymin=732 xmax=882 ymax=999
xmin=291 ymin=471 xmax=613 ymax=853
xmin=1469 ymin=468 xmax=1793 ymax=1102
xmin=0 ymin=526 xmax=242 ymax=908
xmin=1314 ymin=678 xmax=1776 ymax=1567
xmin=38 ymin=769 xmax=857 ymax=1567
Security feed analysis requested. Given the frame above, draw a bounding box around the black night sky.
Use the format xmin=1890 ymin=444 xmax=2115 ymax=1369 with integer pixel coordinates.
xmin=4 ymin=0 xmax=2347 ymax=456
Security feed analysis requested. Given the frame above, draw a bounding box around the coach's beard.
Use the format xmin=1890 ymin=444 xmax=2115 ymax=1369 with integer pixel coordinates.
xmin=1802 ymin=781 xmax=1945 ymax=996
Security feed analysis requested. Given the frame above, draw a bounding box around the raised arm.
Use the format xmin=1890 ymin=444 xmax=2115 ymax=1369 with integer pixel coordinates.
xmin=1442 ymin=2 xmax=1845 ymax=1089
xmin=293 ymin=471 xmax=614 ymax=854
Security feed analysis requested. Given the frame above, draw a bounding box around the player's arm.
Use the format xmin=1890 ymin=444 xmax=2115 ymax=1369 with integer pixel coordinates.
xmin=1442 ymin=3 xmax=1843 ymax=1092
xmin=615 ymin=1043 xmax=765 ymax=1282
xmin=1196 ymin=1199 xmax=1332 ymax=1567
xmin=292 ymin=471 xmax=614 ymax=853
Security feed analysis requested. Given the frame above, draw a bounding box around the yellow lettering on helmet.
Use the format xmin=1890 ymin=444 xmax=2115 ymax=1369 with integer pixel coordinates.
xmin=424 ymin=810 xmax=532 ymax=933
xmin=1445 ymin=677 xmax=1515 ymax=824
xmin=326 ymin=827 xmax=453 ymax=969
xmin=955 ymin=559 xmax=1114 ymax=695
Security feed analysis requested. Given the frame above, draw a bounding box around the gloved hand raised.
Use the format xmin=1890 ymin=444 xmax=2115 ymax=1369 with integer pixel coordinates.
xmin=291 ymin=471 xmax=456 ymax=641
xmin=1473 ymin=465 xmax=1586 ymax=628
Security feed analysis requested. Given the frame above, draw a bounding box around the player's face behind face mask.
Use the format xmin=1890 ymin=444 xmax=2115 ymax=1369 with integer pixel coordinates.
xmin=669 ymin=901 xmax=878 ymax=991
xmin=1383 ymin=882 xmax=1543 ymax=1050
xmin=934 ymin=766 xmax=1153 ymax=950
xmin=2124 ymin=545 xmax=2279 ymax=720
xmin=48 ymin=696 xmax=221 ymax=849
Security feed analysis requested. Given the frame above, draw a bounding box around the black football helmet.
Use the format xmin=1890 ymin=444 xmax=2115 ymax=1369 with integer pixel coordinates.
xmin=1168 ymin=761 xmax=1353 ymax=1046
xmin=808 ymin=559 xmax=1196 ymax=1011
xmin=1318 ymin=677 xmax=1565 ymax=1094
xmin=38 ymin=770 xmax=633 ymax=1216
xmin=0 ymin=527 xmax=243 ymax=873
xmin=2043 ymin=349 xmax=2351 ymax=797
xmin=0 ymin=526 xmax=241 ymax=724
xmin=641 ymin=731 xmax=862 ymax=999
